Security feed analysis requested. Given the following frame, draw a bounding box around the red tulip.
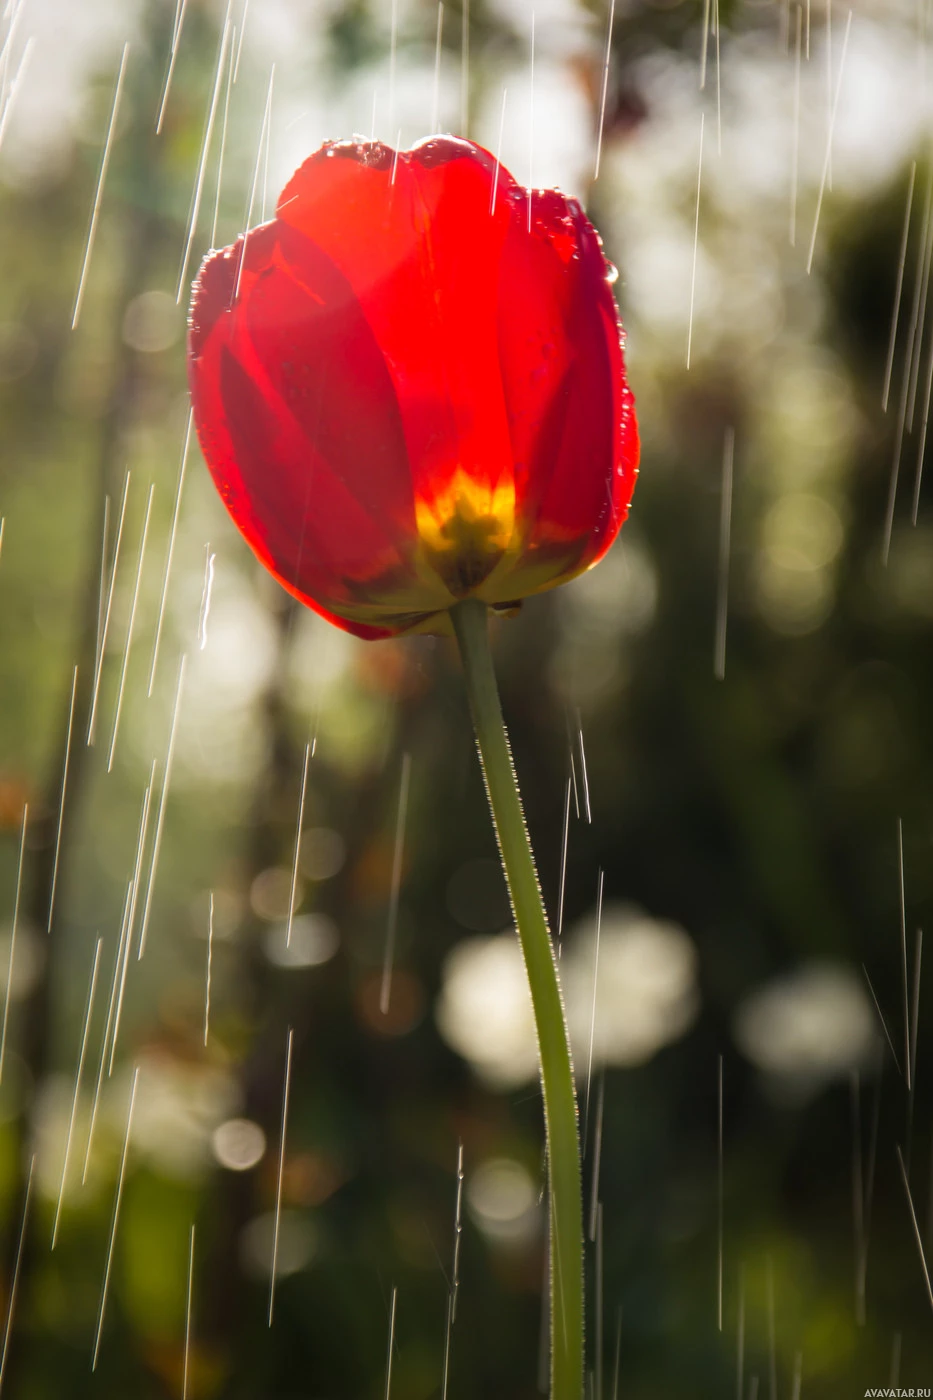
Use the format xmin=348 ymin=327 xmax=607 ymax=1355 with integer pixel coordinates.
xmin=187 ymin=136 xmax=639 ymax=639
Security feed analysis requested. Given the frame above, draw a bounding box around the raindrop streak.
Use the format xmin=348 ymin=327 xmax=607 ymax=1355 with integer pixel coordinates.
xmin=594 ymin=0 xmax=616 ymax=181
xmin=906 ymin=927 xmax=923 ymax=1170
xmin=686 ymin=111 xmax=705 ymax=370
xmin=883 ymin=163 xmax=917 ymax=412
xmin=233 ymin=0 xmax=249 ymax=83
xmin=286 ymin=743 xmax=312 ymax=949
xmin=583 ymin=869 xmax=605 ymax=1143
xmin=862 ymin=962 xmax=902 ymax=1075
xmin=93 ymin=1066 xmax=140 ymax=1371
xmin=713 ymin=0 xmax=721 ymax=154
xmin=527 ymin=12 xmax=535 ymax=235
xmin=176 ymin=16 xmax=233 ymax=304
xmin=790 ymin=5 xmax=802 ymax=246
xmin=490 ymin=89 xmax=507 ymax=216
xmin=460 ymin=0 xmax=469 ymax=137
xmin=441 ymin=1142 xmax=465 ymax=1399
xmin=380 ymin=752 xmax=412 ymax=1016
xmin=595 ymin=1202 xmax=604 ymax=1400
xmin=612 ymin=1306 xmax=622 ymax=1400
xmin=588 ymin=1070 xmax=605 ymax=1242
xmin=48 ymin=665 xmax=78 ymax=931
xmin=441 ymin=1294 xmax=454 ymax=1400
xmin=232 ymin=64 xmax=275 ymax=308
xmin=766 ymin=1262 xmax=776 ymax=1399
xmin=388 ymin=0 xmax=398 ymax=134
xmin=51 ymin=937 xmax=103 ymax=1250
xmin=736 ymin=1265 xmax=745 ymax=1400
xmin=89 ymin=471 xmax=130 ymax=743
xmin=717 ymin=1053 xmax=724 ymax=1331
xmin=83 ymin=895 xmax=130 ymax=1183
xmin=138 ymin=654 xmax=188 ymax=958
xmin=261 ymin=65 xmax=274 ymax=224
xmin=556 ymin=776 xmax=572 ymax=946
xmin=576 ymin=714 xmax=592 ymax=824
xmin=0 ymin=518 xmax=4 ymax=562
xmin=390 ymin=133 xmax=402 ymax=186
xmin=857 ymin=1053 xmax=882 ymax=1317
xmin=890 ymin=1333 xmax=902 ymax=1387
xmin=107 ymin=483 xmax=155 ymax=774
xmin=156 ymin=0 xmax=190 ymax=133
xmin=384 ymin=1287 xmax=398 ymax=1400
xmin=791 ymin=1352 xmax=803 ymax=1400
xmin=431 ymin=3 xmax=444 ymax=134
xmin=0 ymin=5 xmax=22 ymax=96
xmin=203 ymin=892 xmax=214 ymax=1048
xmin=93 ymin=502 xmax=107 ymax=678
xmin=896 ymin=1144 xmax=933 ymax=1312
xmin=268 ymin=1027 xmax=294 ymax=1327
xmin=698 ymin=0 xmax=714 ymax=90
xmin=912 ymin=370 xmax=931 ymax=523
xmin=883 ymin=166 xmax=933 ymax=565
xmin=714 ymin=427 xmax=734 ymax=681
xmin=907 ymin=189 xmax=933 ymax=436
xmin=148 ymin=412 xmax=193 ymax=696
xmin=0 ymin=35 xmax=32 ymax=156
xmin=805 ymin=8 xmax=852 ymax=275
xmin=450 ymin=1140 xmax=464 ymax=1322
xmin=197 ymin=547 xmax=216 ymax=650
xmin=850 ymin=1070 xmax=866 ymax=1323
xmin=72 ymin=43 xmax=130 ymax=330
xmin=0 ymin=804 xmax=27 ymax=1086
xmin=183 ymin=1224 xmax=195 ymax=1400
xmin=0 ymin=1155 xmax=34 ymax=1396
xmin=111 ymin=767 xmax=157 ymax=1072
xmin=825 ymin=0 xmax=832 ymax=189
xmin=211 ymin=22 xmax=237 ymax=248
xmin=898 ymin=818 xmax=910 ymax=1091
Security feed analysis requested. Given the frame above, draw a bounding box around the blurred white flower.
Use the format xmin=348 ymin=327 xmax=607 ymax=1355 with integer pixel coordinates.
xmin=435 ymin=934 xmax=539 ymax=1089
xmin=264 ymin=914 xmax=339 ymax=969
xmin=113 ymin=1054 xmax=241 ymax=1180
xmin=240 ymin=1209 xmax=317 ymax=1279
xmin=436 ymin=904 xmax=699 ymax=1088
xmin=213 ymin=1118 xmax=267 ymax=1172
xmin=466 ymin=1157 xmax=541 ymax=1246
xmin=733 ymin=962 xmax=876 ymax=1085
xmin=564 ymin=904 xmax=700 ymax=1069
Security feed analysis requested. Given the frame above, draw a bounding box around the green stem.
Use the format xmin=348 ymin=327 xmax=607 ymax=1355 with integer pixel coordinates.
xmin=450 ymin=599 xmax=584 ymax=1400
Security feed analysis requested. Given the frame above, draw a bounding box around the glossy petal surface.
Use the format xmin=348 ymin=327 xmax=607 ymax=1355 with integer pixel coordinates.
xmin=188 ymin=137 xmax=639 ymax=637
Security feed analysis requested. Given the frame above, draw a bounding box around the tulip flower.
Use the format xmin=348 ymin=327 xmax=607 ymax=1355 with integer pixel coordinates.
xmin=188 ymin=136 xmax=638 ymax=639
xmin=188 ymin=136 xmax=639 ymax=1400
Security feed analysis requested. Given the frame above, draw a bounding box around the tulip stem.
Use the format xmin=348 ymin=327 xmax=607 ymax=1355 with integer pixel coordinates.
xmin=450 ymin=598 xmax=583 ymax=1400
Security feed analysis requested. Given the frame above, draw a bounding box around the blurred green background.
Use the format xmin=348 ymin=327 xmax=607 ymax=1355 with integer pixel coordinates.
xmin=0 ymin=0 xmax=931 ymax=1395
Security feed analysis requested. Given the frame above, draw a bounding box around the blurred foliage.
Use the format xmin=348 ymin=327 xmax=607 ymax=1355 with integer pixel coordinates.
xmin=0 ymin=0 xmax=931 ymax=1396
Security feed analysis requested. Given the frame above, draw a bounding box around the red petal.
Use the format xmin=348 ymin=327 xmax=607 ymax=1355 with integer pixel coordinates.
xmin=278 ymin=139 xmax=518 ymax=513
xmin=189 ymin=222 xmax=439 ymax=635
xmin=489 ymin=188 xmax=638 ymax=595
xmin=189 ymin=137 xmax=639 ymax=634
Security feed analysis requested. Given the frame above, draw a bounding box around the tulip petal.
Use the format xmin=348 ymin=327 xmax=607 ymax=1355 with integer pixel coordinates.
xmin=189 ymin=138 xmax=639 ymax=636
xmin=278 ymin=139 xmax=518 ymax=534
